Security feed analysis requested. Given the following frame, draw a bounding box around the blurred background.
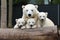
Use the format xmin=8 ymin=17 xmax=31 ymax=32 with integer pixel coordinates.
xmin=0 ymin=0 xmax=60 ymax=28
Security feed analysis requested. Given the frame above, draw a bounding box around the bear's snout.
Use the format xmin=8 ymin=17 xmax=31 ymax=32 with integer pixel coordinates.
xmin=28 ymin=14 xmax=31 ymax=17
xmin=19 ymin=25 xmax=23 ymax=28
xmin=41 ymin=19 xmax=44 ymax=21
xmin=20 ymin=25 xmax=23 ymax=27
xmin=30 ymin=25 xmax=33 ymax=27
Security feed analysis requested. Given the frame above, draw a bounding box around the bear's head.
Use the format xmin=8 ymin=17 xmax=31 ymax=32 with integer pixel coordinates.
xmin=38 ymin=12 xmax=48 ymax=21
xmin=22 ymin=4 xmax=38 ymax=18
xmin=27 ymin=18 xmax=36 ymax=28
xmin=15 ymin=18 xmax=25 ymax=28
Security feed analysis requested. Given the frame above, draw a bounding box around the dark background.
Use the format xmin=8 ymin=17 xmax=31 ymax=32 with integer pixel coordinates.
xmin=0 ymin=0 xmax=1 ymax=25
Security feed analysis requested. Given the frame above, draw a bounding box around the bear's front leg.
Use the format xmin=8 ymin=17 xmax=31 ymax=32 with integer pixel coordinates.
xmin=21 ymin=26 xmax=26 ymax=29
xmin=26 ymin=24 xmax=31 ymax=29
xmin=14 ymin=24 xmax=19 ymax=29
xmin=32 ymin=25 xmax=37 ymax=28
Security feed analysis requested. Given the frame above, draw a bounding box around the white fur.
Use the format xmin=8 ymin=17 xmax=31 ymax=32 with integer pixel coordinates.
xmin=14 ymin=18 xmax=26 ymax=29
xmin=38 ymin=12 xmax=55 ymax=27
xmin=26 ymin=18 xmax=37 ymax=29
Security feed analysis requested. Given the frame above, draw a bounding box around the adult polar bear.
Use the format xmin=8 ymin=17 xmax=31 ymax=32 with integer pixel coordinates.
xmin=22 ymin=4 xmax=39 ymax=22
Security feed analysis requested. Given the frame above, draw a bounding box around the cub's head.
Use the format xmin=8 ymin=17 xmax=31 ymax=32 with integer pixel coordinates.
xmin=16 ymin=18 xmax=25 ymax=28
xmin=27 ymin=18 xmax=36 ymax=28
xmin=22 ymin=4 xmax=38 ymax=17
xmin=38 ymin=12 xmax=48 ymax=21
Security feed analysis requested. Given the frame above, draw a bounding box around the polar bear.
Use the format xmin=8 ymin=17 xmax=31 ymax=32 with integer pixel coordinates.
xmin=38 ymin=12 xmax=55 ymax=27
xmin=26 ymin=18 xmax=37 ymax=29
xmin=22 ymin=4 xmax=39 ymax=22
xmin=14 ymin=18 xmax=26 ymax=29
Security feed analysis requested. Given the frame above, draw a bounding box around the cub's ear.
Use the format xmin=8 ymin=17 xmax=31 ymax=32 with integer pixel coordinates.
xmin=15 ymin=19 xmax=18 ymax=22
xmin=22 ymin=5 xmax=25 ymax=8
xmin=35 ymin=5 xmax=38 ymax=9
xmin=45 ymin=12 xmax=48 ymax=15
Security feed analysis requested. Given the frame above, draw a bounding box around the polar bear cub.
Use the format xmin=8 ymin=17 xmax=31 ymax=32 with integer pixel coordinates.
xmin=38 ymin=12 xmax=55 ymax=27
xmin=26 ymin=18 xmax=37 ymax=29
xmin=14 ymin=18 xmax=26 ymax=29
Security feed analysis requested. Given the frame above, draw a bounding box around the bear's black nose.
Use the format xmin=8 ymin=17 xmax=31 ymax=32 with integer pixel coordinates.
xmin=20 ymin=25 xmax=22 ymax=27
xmin=19 ymin=25 xmax=22 ymax=28
xmin=31 ymin=25 xmax=32 ymax=26
xmin=41 ymin=19 xmax=44 ymax=21
xmin=30 ymin=25 xmax=33 ymax=27
xmin=28 ymin=14 xmax=31 ymax=17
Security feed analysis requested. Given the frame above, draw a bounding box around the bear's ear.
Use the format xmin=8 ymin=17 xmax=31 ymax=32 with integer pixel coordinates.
xmin=15 ymin=19 xmax=18 ymax=22
xmin=45 ymin=12 xmax=48 ymax=15
xmin=22 ymin=5 xmax=25 ymax=8
xmin=35 ymin=5 xmax=38 ymax=9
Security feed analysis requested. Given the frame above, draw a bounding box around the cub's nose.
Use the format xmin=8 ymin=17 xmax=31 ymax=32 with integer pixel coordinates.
xmin=19 ymin=25 xmax=22 ymax=28
xmin=30 ymin=25 xmax=33 ymax=27
xmin=20 ymin=25 xmax=22 ymax=27
xmin=28 ymin=14 xmax=31 ymax=17
xmin=30 ymin=25 xmax=33 ymax=28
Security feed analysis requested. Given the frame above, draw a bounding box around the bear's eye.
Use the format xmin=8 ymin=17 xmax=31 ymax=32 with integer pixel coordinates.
xmin=32 ymin=22 xmax=34 ymax=23
xmin=31 ymin=10 xmax=33 ymax=11
xmin=26 ymin=10 xmax=28 ymax=11
xmin=40 ymin=16 xmax=41 ymax=17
